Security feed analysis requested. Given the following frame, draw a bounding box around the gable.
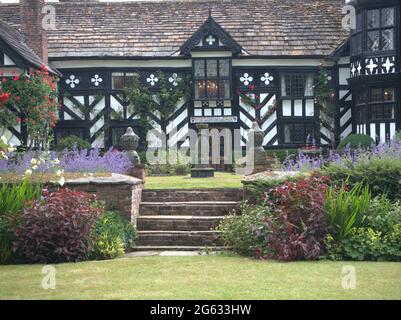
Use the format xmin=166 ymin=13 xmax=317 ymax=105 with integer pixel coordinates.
xmin=179 ymin=14 xmax=243 ymax=56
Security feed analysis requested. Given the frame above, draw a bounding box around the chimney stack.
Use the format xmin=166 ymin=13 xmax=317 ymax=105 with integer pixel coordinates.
xmin=20 ymin=0 xmax=48 ymax=64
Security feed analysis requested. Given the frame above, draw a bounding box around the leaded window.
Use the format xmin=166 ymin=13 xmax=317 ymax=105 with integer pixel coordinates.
xmin=351 ymin=13 xmax=363 ymax=55
xmin=281 ymin=73 xmax=314 ymax=98
xmin=283 ymin=123 xmax=315 ymax=144
xmin=112 ymin=72 xmax=139 ymax=90
xmin=367 ymin=7 xmax=395 ymax=52
xmin=369 ymin=87 xmax=396 ymax=120
xmin=194 ymin=59 xmax=231 ymax=100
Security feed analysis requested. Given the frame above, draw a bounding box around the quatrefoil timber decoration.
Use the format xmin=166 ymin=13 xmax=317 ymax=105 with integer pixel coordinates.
xmin=179 ymin=12 xmax=242 ymax=56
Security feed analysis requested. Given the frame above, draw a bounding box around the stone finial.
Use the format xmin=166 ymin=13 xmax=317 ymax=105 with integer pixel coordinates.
xmin=120 ymin=127 xmax=140 ymax=165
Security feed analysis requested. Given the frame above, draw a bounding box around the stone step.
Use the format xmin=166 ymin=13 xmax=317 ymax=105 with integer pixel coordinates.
xmin=131 ymin=246 xmax=227 ymax=252
xmin=137 ymin=215 xmax=224 ymax=231
xmin=139 ymin=201 xmax=239 ymax=216
xmin=137 ymin=230 xmax=222 ymax=246
xmin=142 ymin=189 xmax=243 ymax=202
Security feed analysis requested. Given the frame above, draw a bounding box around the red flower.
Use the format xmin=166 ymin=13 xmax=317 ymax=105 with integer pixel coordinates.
xmin=2 ymin=78 xmax=7 ymax=83
xmin=40 ymin=65 xmax=48 ymax=72
xmin=249 ymin=84 xmax=255 ymax=91
xmin=12 ymin=75 xmax=20 ymax=81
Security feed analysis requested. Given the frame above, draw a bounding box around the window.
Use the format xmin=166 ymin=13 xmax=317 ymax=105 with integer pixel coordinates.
xmin=283 ymin=123 xmax=315 ymax=144
xmin=112 ymin=72 xmax=138 ymax=90
xmin=369 ymin=87 xmax=395 ymax=120
xmin=194 ymin=59 xmax=230 ymax=100
xmin=281 ymin=74 xmax=314 ymax=97
xmin=367 ymin=7 xmax=395 ymax=52
xmin=351 ymin=13 xmax=363 ymax=55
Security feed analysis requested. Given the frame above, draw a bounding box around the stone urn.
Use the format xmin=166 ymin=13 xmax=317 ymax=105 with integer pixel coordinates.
xmin=120 ymin=127 xmax=140 ymax=166
xmin=120 ymin=127 xmax=145 ymax=180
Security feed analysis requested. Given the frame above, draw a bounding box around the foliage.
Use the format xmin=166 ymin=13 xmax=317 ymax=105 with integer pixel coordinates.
xmin=324 ymin=194 xmax=401 ymax=261
xmin=325 ymin=183 xmax=371 ymax=241
xmin=216 ymin=204 xmax=271 ymax=256
xmin=266 ymin=148 xmax=299 ymax=164
xmin=124 ymin=71 xmax=191 ymax=142
xmin=91 ymin=211 xmax=137 ymax=260
xmin=0 ymin=216 xmax=18 ymax=264
xmin=243 ymin=175 xmax=303 ymax=205
xmin=146 ymin=162 xmax=191 ymax=176
xmin=0 ymin=147 xmax=131 ymax=174
xmin=12 ymin=188 xmax=103 ymax=263
xmin=0 ymin=177 xmax=42 ymax=215
xmin=254 ymin=176 xmax=330 ymax=261
xmin=57 ymin=135 xmax=91 ymax=151
xmin=321 ymin=156 xmax=401 ymax=200
xmin=338 ymin=134 xmax=374 ymax=150
xmin=1 ymin=66 xmax=59 ymax=149
xmin=314 ymin=68 xmax=336 ymax=144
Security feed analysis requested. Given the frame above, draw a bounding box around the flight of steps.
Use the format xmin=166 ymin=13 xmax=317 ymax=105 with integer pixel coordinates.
xmin=135 ymin=189 xmax=243 ymax=251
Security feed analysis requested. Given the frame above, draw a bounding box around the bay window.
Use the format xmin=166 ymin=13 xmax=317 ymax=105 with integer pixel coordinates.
xmin=193 ymin=58 xmax=231 ymax=100
xmin=366 ymin=7 xmax=395 ymax=52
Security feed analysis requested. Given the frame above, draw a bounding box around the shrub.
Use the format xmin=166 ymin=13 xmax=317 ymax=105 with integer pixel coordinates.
xmin=0 ymin=217 xmax=17 ymax=264
xmin=266 ymin=148 xmax=298 ymax=163
xmin=12 ymin=188 xmax=103 ymax=263
xmin=243 ymin=175 xmax=304 ymax=205
xmin=324 ymin=195 xmax=401 ymax=261
xmin=91 ymin=211 xmax=137 ymax=260
xmin=216 ymin=204 xmax=271 ymax=256
xmin=341 ymin=227 xmax=401 ymax=261
xmin=325 ymin=183 xmax=371 ymax=241
xmin=146 ymin=162 xmax=191 ymax=176
xmin=338 ymin=134 xmax=374 ymax=150
xmin=255 ymin=176 xmax=329 ymax=261
xmin=364 ymin=195 xmax=401 ymax=233
xmin=57 ymin=135 xmax=91 ymax=151
xmin=322 ymin=156 xmax=401 ymax=200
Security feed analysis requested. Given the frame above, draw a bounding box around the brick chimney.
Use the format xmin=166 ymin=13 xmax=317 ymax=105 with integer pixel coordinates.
xmin=20 ymin=0 xmax=48 ymax=64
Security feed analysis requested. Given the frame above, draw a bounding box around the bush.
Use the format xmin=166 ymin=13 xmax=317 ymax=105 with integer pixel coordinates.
xmin=338 ymin=134 xmax=374 ymax=150
xmin=321 ymin=156 xmax=401 ymax=200
xmin=146 ymin=162 xmax=191 ymax=176
xmin=243 ymin=175 xmax=304 ymax=205
xmin=216 ymin=204 xmax=271 ymax=256
xmin=324 ymin=195 xmax=401 ymax=261
xmin=266 ymin=148 xmax=298 ymax=163
xmin=12 ymin=188 xmax=103 ymax=263
xmin=255 ymin=176 xmax=329 ymax=261
xmin=57 ymin=135 xmax=91 ymax=151
xmin=325 ymin=183 xmax=371 ymax=241
xmin=91 ymin=211 xmax=137 ymax=260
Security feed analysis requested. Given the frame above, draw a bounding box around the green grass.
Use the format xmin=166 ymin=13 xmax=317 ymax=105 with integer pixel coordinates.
xmin=145 ymin=172 xmax=244 ymax=189
xmin=1 ymin=254 xmax=400 ymax=299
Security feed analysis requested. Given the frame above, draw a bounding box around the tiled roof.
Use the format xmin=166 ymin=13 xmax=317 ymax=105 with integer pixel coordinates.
xmin=0 ymin=19 xmax=60 ymax=75
xmin=0 ymin=0 xmax=349 ymax=59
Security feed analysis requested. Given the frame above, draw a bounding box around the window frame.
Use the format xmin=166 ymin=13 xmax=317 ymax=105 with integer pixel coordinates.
xmin=111 ymin=72 xmax=139 ymax=91
xmin=282 ymin=122 xmax=316 ymax=145
xmin=365 ymin=6 xmax=396 ymax=53
xmin=280 ymin=73 xmax=314 ymax=99
xmin=367 ymin=87 xmax=396 ymax=121
xmin=192 ymin=58 xmax=232 ymax=101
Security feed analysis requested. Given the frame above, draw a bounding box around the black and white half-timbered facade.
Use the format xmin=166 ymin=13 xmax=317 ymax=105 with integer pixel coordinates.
xmin=0 ymin=0 xmax=400 ymax=150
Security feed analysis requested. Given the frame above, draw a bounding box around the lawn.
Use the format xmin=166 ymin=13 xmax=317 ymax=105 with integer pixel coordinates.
xmin=145 ymin=172 xmax=244 ymax=189
xmin=1 ymin=254 xmax=400 ymax=300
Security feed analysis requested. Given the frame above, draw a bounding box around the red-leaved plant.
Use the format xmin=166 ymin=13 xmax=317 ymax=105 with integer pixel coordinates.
xmin=254 ymin=176 xmax=330 ymax=261
xmin=12 ymin=188 xmax=104 ymax=263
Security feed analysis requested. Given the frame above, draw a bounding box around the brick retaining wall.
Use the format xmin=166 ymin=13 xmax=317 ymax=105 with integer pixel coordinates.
xmin=63 ymin=174 xmax=143 ymax=224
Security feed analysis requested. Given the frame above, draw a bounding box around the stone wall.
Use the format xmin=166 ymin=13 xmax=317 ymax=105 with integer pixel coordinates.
xmin=63 ymin=173 xmax=143 ymax=224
